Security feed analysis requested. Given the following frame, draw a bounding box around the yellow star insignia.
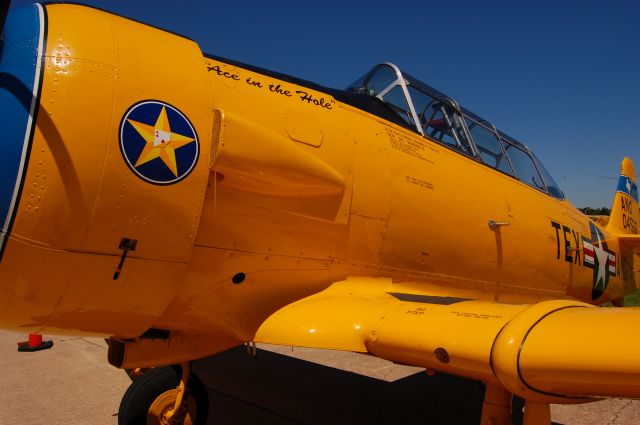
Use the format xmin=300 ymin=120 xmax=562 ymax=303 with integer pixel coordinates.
xmin=127 ymin=106 xmax=195 ymax=177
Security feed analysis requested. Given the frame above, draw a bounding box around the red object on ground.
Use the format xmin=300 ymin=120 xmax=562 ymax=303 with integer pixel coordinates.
xmin=17 ymin=333 xmax=53 ymax=352
xmin=28 ymin=333 xmax=42 ymax=347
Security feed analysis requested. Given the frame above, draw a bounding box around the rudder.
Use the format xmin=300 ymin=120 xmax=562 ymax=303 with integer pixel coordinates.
xmin=606 ymin=157 xmax=639 ymax=235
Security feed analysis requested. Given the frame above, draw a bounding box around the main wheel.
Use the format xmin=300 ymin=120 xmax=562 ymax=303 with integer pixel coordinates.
xmin=118 ymin=365 xmax=209 ymax=425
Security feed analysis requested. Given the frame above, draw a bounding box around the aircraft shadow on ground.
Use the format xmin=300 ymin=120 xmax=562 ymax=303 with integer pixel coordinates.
xmin=193 ymin=346 xmax=563 ymax=425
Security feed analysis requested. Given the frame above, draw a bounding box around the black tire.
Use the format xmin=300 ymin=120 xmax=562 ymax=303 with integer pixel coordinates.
xmin=118 ymin=365 xmax=209 ymax=425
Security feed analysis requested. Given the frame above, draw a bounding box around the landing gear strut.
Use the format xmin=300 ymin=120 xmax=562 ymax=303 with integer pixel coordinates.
xmin=118 ymin=363 xmax=209 ymax=425
xmin=479 ymin=384 xmax=552 ymax=425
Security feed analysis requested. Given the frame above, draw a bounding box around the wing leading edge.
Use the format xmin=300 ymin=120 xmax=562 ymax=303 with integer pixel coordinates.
xmin=255 ymin=277 xmax=640 ymax=403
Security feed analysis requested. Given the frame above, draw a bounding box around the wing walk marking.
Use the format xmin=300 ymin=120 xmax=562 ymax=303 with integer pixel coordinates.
xmin=387 ymin=293 xmax=473 ymax=305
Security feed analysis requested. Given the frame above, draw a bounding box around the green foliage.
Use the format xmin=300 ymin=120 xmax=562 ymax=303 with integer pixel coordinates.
xmin=579 ymin=207 xmax=611 ymax=216
xmin=602 ymin=289 xmax=640 ymax=307
xmin=625 ymin=289 xmax=640 ymax=306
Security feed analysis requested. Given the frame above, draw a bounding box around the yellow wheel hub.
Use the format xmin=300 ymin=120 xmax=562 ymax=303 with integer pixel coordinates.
xmin=147 ymin=388 xmax=197 ymax=425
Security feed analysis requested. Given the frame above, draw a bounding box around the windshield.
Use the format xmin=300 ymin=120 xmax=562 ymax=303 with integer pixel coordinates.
xmin=347 ymin=63 xmax=475 ymax=156
xmin=347 ymin=63 xmax=564 ymax=199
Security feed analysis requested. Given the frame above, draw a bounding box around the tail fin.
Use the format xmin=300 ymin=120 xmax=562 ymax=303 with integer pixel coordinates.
xmin=606 ymin=157 xmax=639 ymax=235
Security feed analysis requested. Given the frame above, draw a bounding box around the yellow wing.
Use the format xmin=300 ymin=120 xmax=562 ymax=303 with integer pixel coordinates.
xmin=255 ymin=277 xmax=640 ymax=402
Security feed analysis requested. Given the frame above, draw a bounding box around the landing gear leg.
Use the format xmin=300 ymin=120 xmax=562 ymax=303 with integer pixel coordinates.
xmin=149 ymin=362 xmax=191 ymax=424
xmin=118 ymin=363 xmax=209 ymax=425
xmin=480 ymin=384 xmax=511 ymax=425
xmin=523 ymin=401 xmax=551 ymax=425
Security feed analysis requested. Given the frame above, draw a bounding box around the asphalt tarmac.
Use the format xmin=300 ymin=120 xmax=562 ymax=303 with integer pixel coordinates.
xmin=0 ymin=329 xmax=638 ymax=424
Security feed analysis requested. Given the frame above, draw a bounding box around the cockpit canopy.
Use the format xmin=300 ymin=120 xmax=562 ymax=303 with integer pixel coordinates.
xmin=347 ymin=63 xmax=564 ymax=199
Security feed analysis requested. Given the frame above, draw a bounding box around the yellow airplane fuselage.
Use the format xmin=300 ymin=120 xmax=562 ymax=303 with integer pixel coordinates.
xmin=3 ymin=7 xmax=640 ymax=419
xmin=0 ymin=3 xmax=634 ymax=346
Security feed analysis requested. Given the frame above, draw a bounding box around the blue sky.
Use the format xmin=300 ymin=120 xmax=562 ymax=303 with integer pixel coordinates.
xmin=13 ymin=1 xmax=640 ymax=207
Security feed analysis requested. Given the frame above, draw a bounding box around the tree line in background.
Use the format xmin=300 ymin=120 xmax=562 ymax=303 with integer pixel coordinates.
xmin=579 ymin=207 xmax=611 ymax=216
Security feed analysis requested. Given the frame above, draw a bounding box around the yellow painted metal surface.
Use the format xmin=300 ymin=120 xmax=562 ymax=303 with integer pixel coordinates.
xmin=518 ymin=306 xmax=640 ymax=398
xmin=606 ymin=157 xmax=639 ymax=236
xmin=1 ymin=3 xmax=640 ymax=411
xmin=1 ymin=237 xmax=185 ymax=337
xmin=256 ymin=277 xmax=531 ymax=384
xmin=258 ymin=279 xmax=640 ymax=401
xmin=1 ymin=4 xmax=212 ymax=337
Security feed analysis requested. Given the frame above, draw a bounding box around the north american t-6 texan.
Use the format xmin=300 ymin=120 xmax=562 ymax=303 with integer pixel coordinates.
xmin=1 ymin=3 xmax=639 ymax=425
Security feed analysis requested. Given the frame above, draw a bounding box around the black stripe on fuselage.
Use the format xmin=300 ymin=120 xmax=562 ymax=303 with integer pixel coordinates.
xmin=387 ymin=293 xmax=473 ymax=305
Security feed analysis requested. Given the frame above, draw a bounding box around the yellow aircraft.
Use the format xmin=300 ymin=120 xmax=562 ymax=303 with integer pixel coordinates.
xmin=1 ymin=3 xmax=639 ymax=425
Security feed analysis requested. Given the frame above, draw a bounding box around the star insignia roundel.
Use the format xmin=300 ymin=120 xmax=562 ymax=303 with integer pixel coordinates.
xmin=119 ymin=100 xmax=199 ymax=185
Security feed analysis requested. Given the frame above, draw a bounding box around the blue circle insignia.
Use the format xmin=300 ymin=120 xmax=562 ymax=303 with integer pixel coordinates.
xmin=119 ymin=100 xmax=199 ymax=185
